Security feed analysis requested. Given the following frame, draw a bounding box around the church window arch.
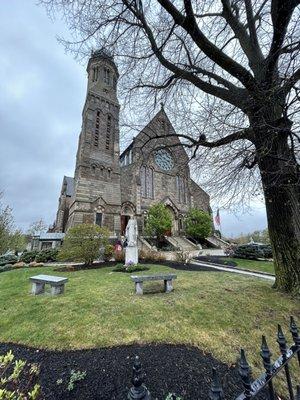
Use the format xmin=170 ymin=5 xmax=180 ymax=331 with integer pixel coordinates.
xmin=176 ymin=175 xmax=187 ymax=204
xmin=94 ymin=110 xmax=101 ymax=146
xmin=103 ymin=67 xmax=110 ymax=84
xmin=140 ymin=166 xmax=154 ymax=198
xmin=106 ymin=115 xmax=112 ymax=150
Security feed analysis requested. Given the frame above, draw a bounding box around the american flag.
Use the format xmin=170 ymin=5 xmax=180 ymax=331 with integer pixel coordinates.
xmin=215 ymin=209 xmax=221 ymax=226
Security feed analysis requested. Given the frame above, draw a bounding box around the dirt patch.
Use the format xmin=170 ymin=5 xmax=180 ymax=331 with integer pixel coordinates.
xmin=195 ymin=256 xmax=238 ymax=267
xmin=0 ymin=342 xmax=268 ymax=400
xmin=53 ymin=260 xmax=217 ymax=273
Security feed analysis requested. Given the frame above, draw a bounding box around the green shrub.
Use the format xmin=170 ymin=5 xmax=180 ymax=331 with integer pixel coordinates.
xmin=185 ymin=208 xmax=212 ymax=241
xmin=58 ymin=224 xmax=109 ymax=266
xmin=20 ymin=250 xmax=38 ymax=263
xmin=113 ymin=263 xmax=149 ymax=273
xmin=0 ymin=264 xmax=13 ymax=273
xmin=233 ymin=244 xmax=264 ymax=260
xmin=35 ymin=248 xmax=59 ymax=263
xmin=0 ymin=254 xmax=18 ymax=266
xmin=145 ymin=203 xmax=172 ymax=243
xmin=103 ymin=244 xmax=114 ymax=261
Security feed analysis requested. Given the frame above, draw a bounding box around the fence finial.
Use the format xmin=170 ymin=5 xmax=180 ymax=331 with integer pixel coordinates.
xmin=210 ymin=367 xmax=224 ymax=400
xmin=277 ymin=324 xmax=287 ymax=358
xmin=290 ymin=317 xmax=300 ymax=344
xmin=239 ymin=349 xmax=252 ymax=399
xmin=128 ymin=356 xmax=151 ymax=400
xmin=260 ymin=335 xmax=272 ymax=374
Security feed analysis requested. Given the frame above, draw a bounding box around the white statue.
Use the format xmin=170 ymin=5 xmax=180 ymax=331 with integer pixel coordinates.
xmin=125 ymin=217 xmax=138 ymax=265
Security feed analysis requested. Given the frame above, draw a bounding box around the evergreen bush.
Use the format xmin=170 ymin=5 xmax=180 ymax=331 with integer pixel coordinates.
xmin=233 ymin=244 xmax=264 ymax=260
xmin=19 ymin=251 xmax=38 ymax=263
xmin=0 ymin=254 xmax=18 ymax=266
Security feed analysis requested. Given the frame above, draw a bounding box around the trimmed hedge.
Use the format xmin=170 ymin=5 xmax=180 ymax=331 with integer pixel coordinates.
xmin=35 ymin=249 xmax=59 ymax=263
xmin=113 ymin=263 xmax=149 ymax=273
xmin=20 ymin=249 xmax=59 ymax=263
xmin=0 ymin=255 xmax=18 ymax=266
xmin=233 ymin=244 xmax=264 ymax=260
xmin=19 ymin=251 xmax=38 ymax=263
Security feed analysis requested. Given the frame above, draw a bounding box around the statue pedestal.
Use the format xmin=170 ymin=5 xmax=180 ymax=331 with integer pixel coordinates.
xmin=125 ymin=246 xmax=138 ymax=265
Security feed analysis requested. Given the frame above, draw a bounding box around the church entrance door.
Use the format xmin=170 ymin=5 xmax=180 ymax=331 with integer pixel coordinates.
xmin=165 ymin=205 xmax=177 ymax=236
xmin=121 ymin=215 xmax=130 ymax=236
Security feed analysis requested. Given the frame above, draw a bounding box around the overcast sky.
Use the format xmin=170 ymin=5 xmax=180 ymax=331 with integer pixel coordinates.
xmin=0 ymin=0 xmax=268 ymax=237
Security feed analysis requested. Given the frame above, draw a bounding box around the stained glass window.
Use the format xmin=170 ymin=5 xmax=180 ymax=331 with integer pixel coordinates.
xmin=140 ymin=166 xmax=154 ymax=198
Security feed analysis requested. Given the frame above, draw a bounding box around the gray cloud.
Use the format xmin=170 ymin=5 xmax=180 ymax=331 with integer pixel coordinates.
xmin=0 ymin=0 xmax=268 ymax=236
xmin=0 ymin=0 xmax=85 ymax=230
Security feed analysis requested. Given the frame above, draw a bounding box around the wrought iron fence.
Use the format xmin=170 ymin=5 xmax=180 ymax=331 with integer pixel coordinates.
xmin=127 ymin=317 xmax=300 ymax=400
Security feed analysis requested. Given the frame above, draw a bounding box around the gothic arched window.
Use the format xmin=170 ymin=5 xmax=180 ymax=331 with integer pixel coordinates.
xmin=176 ymin=175 xmax=187 ymax=204
xmin=103 ymin=68 xmax=110 ymax=84
xmin=94 ymin=110 xmax=100 ymax=146
xmin=106 ymin=115 xmax=112 ymax=150
xmin=140 ymin=166 xmax=154 ymax=198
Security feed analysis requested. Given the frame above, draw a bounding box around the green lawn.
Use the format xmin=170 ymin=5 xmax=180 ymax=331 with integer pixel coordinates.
xmin=226 ymin=257 xmax=275 ymax=274
xmin=0 ymin=263 xmax=298 ymax=382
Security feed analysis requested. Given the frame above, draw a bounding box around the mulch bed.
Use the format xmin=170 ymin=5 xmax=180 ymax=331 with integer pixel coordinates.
xmin=195 ymin=256 xmax=238 ymax=267
xmin=53 ymin=261 xmax=118 ymax=272
xmin=53 ymin=260 xmax=218 ymax=273
xmin=0 ymin=342 xmax=269 ymax=400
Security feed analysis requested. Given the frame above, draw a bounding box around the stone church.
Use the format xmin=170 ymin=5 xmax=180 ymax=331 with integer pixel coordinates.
xmin=54 ymin=50 xmax=212 ymax=240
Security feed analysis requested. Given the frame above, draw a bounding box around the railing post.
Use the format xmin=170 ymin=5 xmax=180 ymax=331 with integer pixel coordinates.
xmin=210 ymin=367 xmax=224 ymax=400
xmin=277 ymin=324 xmax=294 ymax=400
xmin=128 ymin=356 xmax=151 ymax=400
xmin=260 ymin=335 xmax=275 ymax=400
xmin=290 ymin=316 xmax=300 ymax=367
xmin=239 ymin=349 xmax=252 ymax=400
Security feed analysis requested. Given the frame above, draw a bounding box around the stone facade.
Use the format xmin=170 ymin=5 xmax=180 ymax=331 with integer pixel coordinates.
xmin=54 ymin=51 xmax=211 ymax=237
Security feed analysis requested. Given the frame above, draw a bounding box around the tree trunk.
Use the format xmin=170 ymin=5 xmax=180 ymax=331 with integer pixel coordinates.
xmin=255 ymin=124 xmax=300 ymax=294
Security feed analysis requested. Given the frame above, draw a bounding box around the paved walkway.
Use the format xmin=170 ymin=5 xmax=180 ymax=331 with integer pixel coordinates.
xmin=191 ymin=260 xmax=275 ymax=281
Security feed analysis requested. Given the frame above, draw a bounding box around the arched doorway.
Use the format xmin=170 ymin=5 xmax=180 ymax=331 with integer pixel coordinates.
xmin=165 ymin=205 xmax=177 ymax=236
xmin=120 ymin=202 xmax=135 ymax=235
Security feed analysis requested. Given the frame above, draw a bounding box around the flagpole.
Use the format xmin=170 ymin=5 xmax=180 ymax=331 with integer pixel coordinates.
xmin=214 ymin=208 xmax=221 ymax=237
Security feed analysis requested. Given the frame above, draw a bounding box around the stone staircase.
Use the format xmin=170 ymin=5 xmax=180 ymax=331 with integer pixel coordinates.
xmin=166 ymin=236 xmax=199 ymax=251
xmin=206 ymin=235 xmax=229 ymax=249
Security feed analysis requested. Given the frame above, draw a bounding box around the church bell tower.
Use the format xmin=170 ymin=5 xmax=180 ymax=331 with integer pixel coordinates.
xmin=67 ymin=50 xmax=122 ymax=234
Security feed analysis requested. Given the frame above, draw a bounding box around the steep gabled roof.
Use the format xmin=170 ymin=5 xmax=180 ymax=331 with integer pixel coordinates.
xmin=63 ymin=176 xmax=75 ymax=197
xmin=120 ymin=107 xmax=188 ymax=160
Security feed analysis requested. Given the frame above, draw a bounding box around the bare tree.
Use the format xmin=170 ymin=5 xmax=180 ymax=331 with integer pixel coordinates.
xmin=27 ymin=219 xmax=47 ymax=237
xmin=40 ymin=0 xmax=300 ymax=293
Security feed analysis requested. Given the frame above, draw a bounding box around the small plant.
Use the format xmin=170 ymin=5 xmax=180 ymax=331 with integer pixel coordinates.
xmin=0 ymin=350 xmax=41 ymax=400
xmin=67 ymin=370 xmax=87 ymax=392
xmin=56 ymin=378 xmax=63 ymax=385
xmin=165 ymin=394 xmax=183 ymax=400
xmin=175 ymin=251 xmax=191 ymax=264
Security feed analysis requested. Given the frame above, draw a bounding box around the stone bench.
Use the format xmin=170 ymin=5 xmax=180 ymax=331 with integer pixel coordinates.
xmin=29 ymin=274 xmax=68 ymax=296
xmin=131 ymin=274 xmax=177 ymax=295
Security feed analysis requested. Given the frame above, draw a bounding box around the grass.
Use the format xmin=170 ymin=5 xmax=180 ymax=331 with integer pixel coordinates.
xmin=0 ymin=264 xmax=299 ymax=390
xmin=226 ymin=257 xmax=275 ymax=274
